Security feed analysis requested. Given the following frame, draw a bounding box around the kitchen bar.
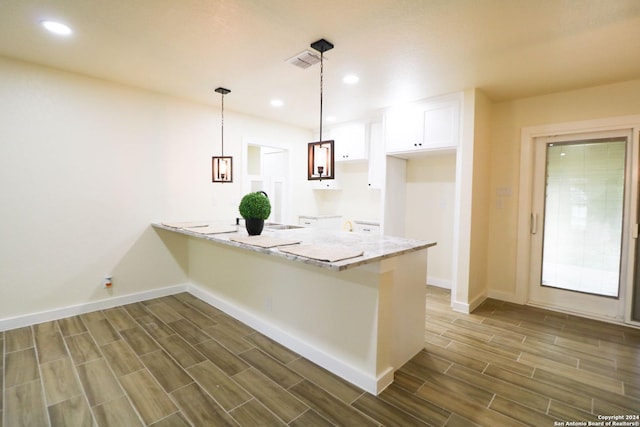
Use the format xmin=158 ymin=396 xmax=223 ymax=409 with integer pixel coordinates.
xmin=153 ymin=222 xmax=436 ymax=394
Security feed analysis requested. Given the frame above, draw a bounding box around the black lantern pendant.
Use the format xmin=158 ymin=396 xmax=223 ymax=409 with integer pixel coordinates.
xmin=307 ymin=39 xmax=335 ymax=181
xmin=212 ymin=87 xmax=233 ymax=183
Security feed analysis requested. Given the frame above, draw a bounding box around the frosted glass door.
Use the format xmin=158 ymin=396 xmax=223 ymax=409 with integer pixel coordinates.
xmin=529 ymin=130 xmax=631 ymax=322
xmin=541 ymin=139 xmax=625 ymax=297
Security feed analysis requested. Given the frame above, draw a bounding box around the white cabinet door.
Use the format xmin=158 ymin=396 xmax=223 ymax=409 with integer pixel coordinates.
xmin=422 ymin=101 xmax=459 ymax=150
xmin=298 ymin=217 xmax=318 ymax=227
xmin=332 ymin=123 xmax=367 ymax=162
xmin=299 ymin=216 xmax=342 ymax=230
xmin=383 ymin=104 xmax=423 ymax=153
xmin=353 ymin=222 xmax=381 ymax=234
xmin=310 ymin=178 xmax=341 ymax=190
xmin=384 ymin=93 xmax=461 ymax=155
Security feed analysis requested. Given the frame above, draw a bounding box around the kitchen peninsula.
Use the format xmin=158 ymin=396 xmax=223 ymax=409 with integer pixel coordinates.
xmin=153 ymin=222 xmax=436 ymax=394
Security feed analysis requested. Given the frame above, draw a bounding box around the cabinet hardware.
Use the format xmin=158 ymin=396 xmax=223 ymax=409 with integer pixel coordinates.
xmin=530 ymin=213 xmax=538 ymax=234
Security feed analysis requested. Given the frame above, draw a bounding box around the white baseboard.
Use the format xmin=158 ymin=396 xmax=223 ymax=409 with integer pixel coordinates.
xmin=469 ymin=291 xmax=487 ymax=312
xmin=487 ymin=289 xmax=524 ymax=304
xmin=427 ymin=276 xmax=451 ymax=289
xmin=188 ymin=283 xmax=389 ymax=394
xmin=450 ymin=299 xmax=469 ymax=314
xmin=526 ymin=300 xmax=629 ymax=326
xmin=1 ymin=280 xmax=397 ymax=394
xmin=451 ymin=290 xmax=487 ymax=314
xmin=0 ymin=283 xmax=189 ymax=332
xmin=487 ymin=290 xmax=639 ymax=329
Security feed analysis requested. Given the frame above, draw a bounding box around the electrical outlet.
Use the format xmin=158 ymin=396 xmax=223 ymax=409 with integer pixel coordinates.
xmin=103 ymin=275 xmax=113 ymax=289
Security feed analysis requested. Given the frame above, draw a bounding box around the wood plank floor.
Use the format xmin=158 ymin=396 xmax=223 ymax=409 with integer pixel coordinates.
xmin=2 ymin=286 xmax=639 ymax=426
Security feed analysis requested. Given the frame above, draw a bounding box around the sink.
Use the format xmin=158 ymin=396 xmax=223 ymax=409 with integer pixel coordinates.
xmin=234 ymin=219 xmax=303 ymax=230
xmin=264 ymin=222 xmax=304 ymax=230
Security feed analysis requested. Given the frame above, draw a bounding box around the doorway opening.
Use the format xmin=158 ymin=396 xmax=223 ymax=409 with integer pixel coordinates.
xmin=243 ymin=141 xmax=290 ymax=224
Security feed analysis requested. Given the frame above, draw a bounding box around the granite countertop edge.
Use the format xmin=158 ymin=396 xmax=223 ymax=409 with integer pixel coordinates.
xmin=152 ymin=223 xmax=435 ymax=272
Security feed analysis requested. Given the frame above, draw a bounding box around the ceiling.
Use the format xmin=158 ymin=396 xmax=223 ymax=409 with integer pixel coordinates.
xmin=1 ymin=0 xmax=640 ymax=130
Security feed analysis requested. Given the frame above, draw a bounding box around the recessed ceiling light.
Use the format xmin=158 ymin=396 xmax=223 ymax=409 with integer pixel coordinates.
xmin=41 ymin=20 xmax=73 ymax=36
xmin=270 ymin=99 xmax=284 ymax=107
xmin=343 ymin=74 xmax=359 ymax=85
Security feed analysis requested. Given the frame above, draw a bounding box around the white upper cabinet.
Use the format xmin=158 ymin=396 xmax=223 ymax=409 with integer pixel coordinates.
xmin=310 ymin=177 xmax=341 ymax=190
xmin=422 ymin=100 xmax=459 ymax=150
xmin=327 ymin=122 xmax=367 ymax=162
xmin=383 ymin=104 xmax=424 ymax=153
xmin=384 ymin=93 xmax=461 ymax=155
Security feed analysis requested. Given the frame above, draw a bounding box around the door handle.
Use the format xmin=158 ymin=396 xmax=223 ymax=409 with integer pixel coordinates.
xmin=531 ymin=213 xmax=538 ymax=235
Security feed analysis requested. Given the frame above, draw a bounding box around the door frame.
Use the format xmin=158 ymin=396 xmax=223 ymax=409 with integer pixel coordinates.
xmin=242 ymin=137 xmax=292 ymax=225
xmin=530 ymin=131 xmax=630 ymax=320
xmin=515 ymin=114 xmax=640 ymax=326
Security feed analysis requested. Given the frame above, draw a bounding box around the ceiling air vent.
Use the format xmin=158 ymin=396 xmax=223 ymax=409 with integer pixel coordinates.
xmin=286 ymin=50 xmax=321 ymax=69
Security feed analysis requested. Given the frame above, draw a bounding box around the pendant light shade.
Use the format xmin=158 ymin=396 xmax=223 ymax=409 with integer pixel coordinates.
xmin=212 ymin=156 xmax=232 ymax=182
xmin=308 ymin=38 xmax=335 ymax=181
xmin=212 ymin=87 xmax=233 ymax=183
xmin=308 ymin=140 xmax=334 ymax=180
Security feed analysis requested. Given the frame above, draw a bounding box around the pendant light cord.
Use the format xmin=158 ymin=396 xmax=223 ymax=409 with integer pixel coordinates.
xmin=220 ymin=93 xmax=225 ymax=156
xmin=319 ymin=51 xmax=324 ymax=142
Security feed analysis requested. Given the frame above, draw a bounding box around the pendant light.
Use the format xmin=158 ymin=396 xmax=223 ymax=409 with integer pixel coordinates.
xmin=307 ymin=39 xmax=335 ymax=181
xmin=212 ymin=87 xmax=233 ymax=183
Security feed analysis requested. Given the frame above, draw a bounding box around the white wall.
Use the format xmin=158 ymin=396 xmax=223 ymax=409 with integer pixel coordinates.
xmin=488 ymin=79 xmax=640 ymax=301
xmin=310 ymin=162 xmax=382 ymax=227
xmin=0 ymin=57 xmax=310 ymax=321
xmin=405 ymin=153 xmax=456 ymax=287
xmin=468 ymin=90 xmax=492 ymax=306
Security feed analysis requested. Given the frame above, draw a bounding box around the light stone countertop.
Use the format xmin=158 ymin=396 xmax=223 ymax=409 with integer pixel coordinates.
xmin=152 ymin=222 xmax=436 ymax=271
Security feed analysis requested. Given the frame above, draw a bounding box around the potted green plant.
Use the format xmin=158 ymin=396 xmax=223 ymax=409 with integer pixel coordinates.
xmin=239 ymin=191 xmax=271 ymax=235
